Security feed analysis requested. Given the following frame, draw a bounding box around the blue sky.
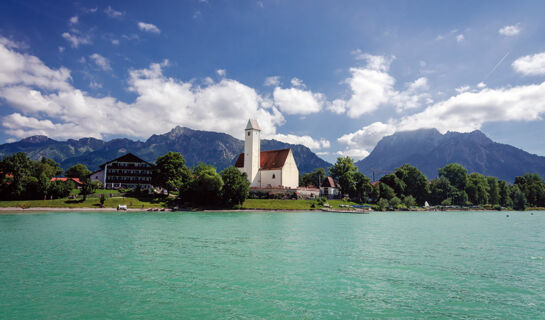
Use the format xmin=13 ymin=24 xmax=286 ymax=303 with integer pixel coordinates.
xmin=1 ymin=0 xmax=545 ymax=162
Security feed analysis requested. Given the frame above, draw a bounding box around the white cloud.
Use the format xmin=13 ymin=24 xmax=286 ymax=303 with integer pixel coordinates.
xmin=290 ymin=77 xmax=305 ymax=88
xmin=499 ymin=24 xmax=521 ymax=36
xmin=338 ymin=121 xmax=396 ymax=155
xmin=216 ymin=69 xmax=226 ymax=77
xmin=89 ymin=53 xmax=111 ymax=71
xmin=341 ymin=53 xmax=430 ymax=116
xmin=58 ymin=46 xmax=65 ymax=53
xmin=137 ymin=22 xmax=160 ymax=34
xmin=477 ymin=82 xmax=487 ymax=88
xmin=456 ymin=34 xmax=465 ymax=43
xmin=273 ymin=87 xmax=325 ymax=115
xmin=327 ymin=99 xmax=346 ymax=114
xmin=397 ymin=83 xmax=545 ymax=133
xmin=343 ymin=56 xmax=395 ymax=117
xmin=335 ymin=148 xmax=370 ymax=161
xmin=264 ymin=76 xmax=280 ymax=87
xmin=111 ymin=39 xmax=119 ymax=45
xmin=512 ymin=52 xmax=545 ymax=76
xmin=455 ymin=85 xmax=470 ymax=93
xmin=270 ymin=133 xmax=330 ymax=150
xmin=105 ymin=6 xmax=124 ymax=18
xmin=89 ymin=80 xmax=102 ymax=89
xmin=62 ymin=32 xmax=91 ymax=48
xmin=0 ymin=39 xmax=285 ymax=141
xmin=69 ymin=16 xmax=79 ymax=25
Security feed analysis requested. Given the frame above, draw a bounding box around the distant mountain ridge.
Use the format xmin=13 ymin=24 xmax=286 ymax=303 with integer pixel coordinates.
xmin=0 ymin=126 xmax=331 ymax=174
xmin=355 ymin=128 xmax=545 ymax=182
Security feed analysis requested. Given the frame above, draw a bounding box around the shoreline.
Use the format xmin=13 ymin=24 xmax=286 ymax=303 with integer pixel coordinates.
xmin=0 ymin=207 xmax=540 ymax=215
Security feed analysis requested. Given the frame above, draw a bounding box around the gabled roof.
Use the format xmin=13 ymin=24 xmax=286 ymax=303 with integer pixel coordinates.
xmin=51 ymin=177 xmax=83 ymax=185
xmin=321 ymin=176 xmax=338 ymax=188
xmin=234 ymin=148 xmax=291 ymax=170
xmin=245 ymin=119 xmax=261 ymax=131
xmin=99 ymin=153 xmax=153 ymax=169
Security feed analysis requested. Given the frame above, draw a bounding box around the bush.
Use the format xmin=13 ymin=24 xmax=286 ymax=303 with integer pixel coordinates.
xmin=403 ymin=195 xmax=416 ymax=208
xmin=389 ymin=197 xmax=402 ymax=209
xmin=48 ymin=180 xmax=74 ymax=199
xmin=377 ymin=198 xmax=389 ymax=211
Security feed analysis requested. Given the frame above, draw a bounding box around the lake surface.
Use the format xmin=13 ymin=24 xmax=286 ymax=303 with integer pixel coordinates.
xmin=0 ymin=211 xmax=544 ymax=319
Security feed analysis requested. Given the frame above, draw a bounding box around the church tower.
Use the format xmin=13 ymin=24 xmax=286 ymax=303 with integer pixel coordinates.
xmin=244 ymin=119 xmax=261 ymax=187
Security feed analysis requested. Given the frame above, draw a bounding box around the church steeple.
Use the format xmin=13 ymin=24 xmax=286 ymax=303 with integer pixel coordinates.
xmin=244 ymin=119 xmax=261 ymax=187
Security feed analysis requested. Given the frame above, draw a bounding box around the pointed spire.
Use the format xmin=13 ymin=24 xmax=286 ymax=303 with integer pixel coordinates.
xmin=245 ymin=119 xmax=261 ymax=131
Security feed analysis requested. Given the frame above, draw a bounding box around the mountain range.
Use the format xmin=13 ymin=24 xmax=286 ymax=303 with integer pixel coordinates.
xmin=355 ymin=128 xmax=545 ymax=182
xmin=0 ymin=126 xmax=331 ymax=174
xmin=2 ymin=127 xmax=545 ymax=182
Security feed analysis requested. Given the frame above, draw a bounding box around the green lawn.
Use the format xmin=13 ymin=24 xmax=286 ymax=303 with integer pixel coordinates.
xmin=0 ymin=196 xmax=169 ymax=209
xmin=241 ymin=199 xmax=360 ymax=210
xmin=70 ymin=189 xmax=120 ymax=195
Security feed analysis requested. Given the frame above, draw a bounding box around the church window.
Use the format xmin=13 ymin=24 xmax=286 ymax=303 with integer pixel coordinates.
xmin=272 ymin=174 xmax=276 ymax=179
xmin=248 ymin=132 xmax=250 ymax=136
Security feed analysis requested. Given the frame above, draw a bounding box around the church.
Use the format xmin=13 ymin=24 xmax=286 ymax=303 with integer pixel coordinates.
xmin=235 ymin=119 xmax=299 ymax=189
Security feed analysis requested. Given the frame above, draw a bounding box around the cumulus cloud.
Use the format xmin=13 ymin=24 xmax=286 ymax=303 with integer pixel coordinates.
xmin=216 ymin=69 xmax=226 ymax=77
xmin=105 ymin=6 xmax=124 ymax=18
xmin=137 ymin=22 xmax=160 ymax=34
xmin=455 ymin=85 xmax=470 ymax=93
xmin=264 ymin=76 xmax=280 ymax=87
xmin=335 ymin=148 xmax=370 ymax=161
xmin=340 ymin=53 xmax=431 ymax=117
xmin=0 ymin=38 xmax=285 ymax=141
xmin=69 ymin=16 xmax=79 ymax=25
xmin=512 ymin=52 xmax=545 ymax=76
xmin=62 ymin=32 xmax=91 ymax=48
xmin=499 ymin=24 xmax=521 ymax=36
xmin=273 ymin=87 xmax=325 ymax=115
xmin=89 ymin=53 xmax=111 ymax=71
xmin=290 ymin=77 xmax=305 ymax=88
xmin=270 ymin=133 xmax=330 ymax=150
xmin=337 ymin=121 xmax=396 ymax=156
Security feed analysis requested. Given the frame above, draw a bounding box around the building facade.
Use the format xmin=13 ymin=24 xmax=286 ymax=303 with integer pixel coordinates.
xmin=91 ymin=153 xmax=153 ymax=190
xmin=235 ymin=119 xmax=299 ymax=189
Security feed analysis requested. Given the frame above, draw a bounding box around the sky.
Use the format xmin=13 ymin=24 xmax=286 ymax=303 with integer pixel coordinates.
xmin=1 ymin=0 xmax=545 ymax=163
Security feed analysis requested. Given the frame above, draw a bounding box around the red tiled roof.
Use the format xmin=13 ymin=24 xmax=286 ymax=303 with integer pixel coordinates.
xmin=50 ymin=177 xmax=83 ymax=185
xmin=321 ymin=176 xmax=337 ymax=188
xmin=234 ymin=148 xmax=291 ymax=170
xmin=372 ymin=181 xmax=381 ymax=187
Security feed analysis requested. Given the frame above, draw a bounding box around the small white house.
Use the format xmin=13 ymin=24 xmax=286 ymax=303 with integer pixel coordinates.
xmin=320 ymin=176 xmax=340 ymax=199
xmin=234 ymin=119 xmax=299 ymax=189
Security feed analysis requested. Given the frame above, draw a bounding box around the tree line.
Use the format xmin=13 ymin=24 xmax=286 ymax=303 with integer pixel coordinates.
xmin=303 ymin=156 xmax=545 ymax=211
xmin=0 ymin=151 xmax=250 ymax=208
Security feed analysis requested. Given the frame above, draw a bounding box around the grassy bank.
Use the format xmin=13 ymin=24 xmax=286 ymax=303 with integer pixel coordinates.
xmin=241 ymin=199 xmax=360 ymax=210
xmin=0 ymin=196 xmax=169 ymax=209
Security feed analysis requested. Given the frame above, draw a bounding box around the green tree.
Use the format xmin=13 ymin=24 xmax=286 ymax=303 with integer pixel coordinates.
xmin=429 ymin=177 xmax=455 ymax=205
xmin=80 ymin=180 xmax=101 ymax=201
xmin=48 ymin=180 xmax=74 ymax=199
xmin=188 ymin=163 xmax=224 ymax=205
xmin=0 ymin=152 xmax=33 ymax=199
xmin=152 ymin=152 xmax=191 ymax=195
xmin=514 ymin=173 xmax=545 ymax=207
xmin=498 ymin=180 xmax=512 ymax=208
xmin=403 ymin=195 xmax=417 ymax=208
xmin=329 ymin=157 xmax=358 ymax=196
xmin=377 ymin=198 xmax=389 ymax=211
xmin=220 ymin=167 xmax=250 ymax=207
xmin=487 ymin=176 xmax=500 ymax=205
xmin=33 ymin=157 xmax=63 ymax=179
xmin=466 ymin=173 xmax=489 ymax=205
xmin=379 ymin=173 xmax=406 ymax=197
xmin=352 ymin=172 xmax=372 ymax=203
xmin=395 ymin=164 xmax=430 ymax=205
xmin=389 ymin=196 xmax=402 ymax=209
xmin=511 ymin=185 xmax=527 ymax=211
xmin=65 ymin=164 xmax=92 ymax=181
xmin=438 ymin=163 xmax=468 ymax=191
xmin=377 ymin=182 xmax=395 ymax=201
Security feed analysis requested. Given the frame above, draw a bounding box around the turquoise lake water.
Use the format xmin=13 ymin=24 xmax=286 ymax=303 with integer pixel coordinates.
xmin=0 ymin=211 xmax=544 ymax=319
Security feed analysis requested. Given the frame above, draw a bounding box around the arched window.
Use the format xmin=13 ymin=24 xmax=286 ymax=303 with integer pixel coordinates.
xmin=272 ymin=174 xmax=276 ymax=179
xmin=248 ymin=131 xmax=250 ymax=136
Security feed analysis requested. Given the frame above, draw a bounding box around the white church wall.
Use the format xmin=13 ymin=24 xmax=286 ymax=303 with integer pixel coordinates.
xmin=260 ymin=169 xmax=283 ymax=188
xmin=281 ymin=150 xmax=299 ymax=189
